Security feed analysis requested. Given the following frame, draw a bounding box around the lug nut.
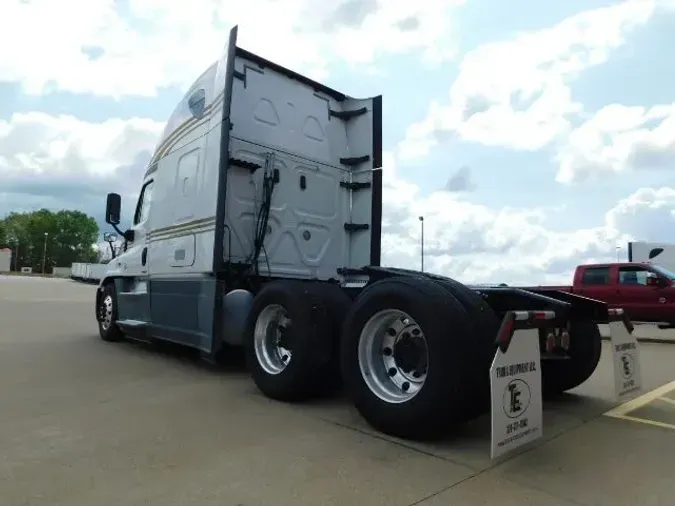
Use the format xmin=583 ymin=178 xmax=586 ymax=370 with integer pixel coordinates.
xmin=383 ymin=347 xmax=392 ymax=356
xmin=560 ymin=331 xmax=570 ymax=350
xmin=401 ymin=382 xmax=410 ymax=391
xmin=388 ymin=367 xmax=397 ymax=377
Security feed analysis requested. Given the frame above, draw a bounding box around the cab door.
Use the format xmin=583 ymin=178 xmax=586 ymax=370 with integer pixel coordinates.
xmin=122 ymin=179 xmax=154 ymax=277
xmin=616 ymin=265 xmax=662 ymax=322
xmin=575 ymin=265 xmax=616 ymax=302
xmin=110 ymin=178 xmax=154 ymax=331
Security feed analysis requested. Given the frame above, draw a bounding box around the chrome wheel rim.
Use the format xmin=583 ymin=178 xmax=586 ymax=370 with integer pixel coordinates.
xmin=100 ymin=295 xmax=113 ymax=331
xmin=358 ymin=309 xmax=429 ymax=403
xmin=253 ymin=304 xmax=293 ymax=375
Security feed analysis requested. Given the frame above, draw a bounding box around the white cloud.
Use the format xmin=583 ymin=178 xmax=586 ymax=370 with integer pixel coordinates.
xmin=606 ymin=186 xmax=675 ymax=240
xmin=379 ymin=151 xmax=642 ymax=285
xmin=398 ymin=0 xmax=656 ymax=160
xmin=443 ymin=165 xmax=476 ymax=192
xmin=556 ymin=102 xmax=675 ymax=183
xmin=3 ymin=111 xmax=674 ymax=284
xmin=0 ymin=111 xmax=163 ymax=219
xmin=0 ymin=0 xmax=463 ymax=98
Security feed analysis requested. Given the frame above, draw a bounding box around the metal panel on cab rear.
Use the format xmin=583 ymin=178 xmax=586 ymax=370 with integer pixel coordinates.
xmin=219 ymin=45 xmax=382 ymax=280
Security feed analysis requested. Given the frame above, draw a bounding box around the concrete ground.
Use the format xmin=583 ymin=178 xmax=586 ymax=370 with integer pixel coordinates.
xmin=2 ymin=276 xmax=675 ymax=506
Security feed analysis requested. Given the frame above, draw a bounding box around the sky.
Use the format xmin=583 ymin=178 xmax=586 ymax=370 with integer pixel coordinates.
xmin=2 ymin=0 xmax=675 ymax=284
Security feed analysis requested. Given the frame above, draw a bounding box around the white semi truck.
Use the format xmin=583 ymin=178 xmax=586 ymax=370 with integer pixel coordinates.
xmin=628 ymin=241 xmax=675 ymax=272
xmin=95 ymin=26 xmax=641 ymax=459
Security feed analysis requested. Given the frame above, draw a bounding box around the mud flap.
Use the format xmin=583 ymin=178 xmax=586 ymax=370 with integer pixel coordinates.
xmin=607 ymin=308 xmax=642 ymax=399
xmin=489 ymin=310 xmax=551 ymax=460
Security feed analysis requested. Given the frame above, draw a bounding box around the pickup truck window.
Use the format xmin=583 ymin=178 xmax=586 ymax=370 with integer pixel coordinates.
xmin=618 ymin=266 xmax=649 ymax=285
xmin=581 ymin=266 xmax=610 ymax=285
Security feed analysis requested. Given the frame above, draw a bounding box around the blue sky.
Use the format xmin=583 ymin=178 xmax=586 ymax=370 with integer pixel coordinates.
xmin=1 ymin=0 xmax=675 ymax=283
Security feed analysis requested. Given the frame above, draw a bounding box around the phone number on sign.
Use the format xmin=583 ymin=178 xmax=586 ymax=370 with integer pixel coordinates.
xmin=506 ymin=417 xmax=529 ymax=435
xmin=497 ymin=425 xmax=539 ymax=448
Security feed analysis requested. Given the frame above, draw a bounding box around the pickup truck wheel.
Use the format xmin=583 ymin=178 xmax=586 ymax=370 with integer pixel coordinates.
xmin=97 ymin=282 xmax=124 ymax=342
xmin=245 ymin=280 xmax=332 ymax=402
xmin=542 ymin=321 xmax=602 ymax=395
xmin=432 ymin=279 xmax=499 ymax=418
xmin=341 ymin=276 xmax=473 ymax=441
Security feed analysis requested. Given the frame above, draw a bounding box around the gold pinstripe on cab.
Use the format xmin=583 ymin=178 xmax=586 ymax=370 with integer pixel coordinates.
xmin=149 ymin=91 xmax=225 ymax=167
xmin=148 ymin=217 xmax=217 ymax=242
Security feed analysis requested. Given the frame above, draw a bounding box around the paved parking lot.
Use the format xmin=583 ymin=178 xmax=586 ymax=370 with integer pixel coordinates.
xmin=2 ymin=276 xmax=675 ymax=506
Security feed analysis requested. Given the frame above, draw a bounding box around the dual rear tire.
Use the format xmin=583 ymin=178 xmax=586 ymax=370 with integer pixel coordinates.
xmin=245 ymin=276 xmax=499 ymax=440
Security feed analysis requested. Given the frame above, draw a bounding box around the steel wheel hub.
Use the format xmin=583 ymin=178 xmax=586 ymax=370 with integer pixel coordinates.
xmin=358 ymin=309 xmax=429 ymax=403
xmin=253 ymin=304 xmax=293 ymax=375
xmin=100 ymin=295 xmax=113 ymax=331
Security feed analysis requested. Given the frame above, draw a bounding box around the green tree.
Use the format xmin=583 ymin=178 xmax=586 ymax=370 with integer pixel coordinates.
xmin=0 ymin=209 xmax=99 ymax=272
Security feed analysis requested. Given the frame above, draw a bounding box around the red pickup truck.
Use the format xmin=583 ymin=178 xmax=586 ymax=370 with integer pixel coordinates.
xmin=536 ymin=262 xmax=675 ymax=325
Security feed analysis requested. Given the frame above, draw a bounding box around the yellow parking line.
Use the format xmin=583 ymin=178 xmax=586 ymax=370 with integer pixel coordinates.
xmin=605 ymin=414 xmax=675 ymax=432
xmin=604 ymin=380 xmax=675 ymax=417
xmin=657 ymin=396 xmax=675 ymax=407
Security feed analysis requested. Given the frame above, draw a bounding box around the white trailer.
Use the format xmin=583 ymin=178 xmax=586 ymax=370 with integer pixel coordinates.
xmin=0 ymin=249 xmax=11 ymax=273
xmin=93 ymin=26 xmax=641 ymax=459
xmin=70 ymin=262 xmax=106 ymax=283
xmin=628 ymin=241 xmax=675 ymax=271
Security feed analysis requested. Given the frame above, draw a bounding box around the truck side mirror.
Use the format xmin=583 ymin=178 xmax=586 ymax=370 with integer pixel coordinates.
xmin=647 ymin=275 xmax=667 ymax=288
xmin=105 ymin=193 xmax=122 ymax=225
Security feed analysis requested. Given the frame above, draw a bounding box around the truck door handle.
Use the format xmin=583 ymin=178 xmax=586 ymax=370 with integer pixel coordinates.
xmin=141 ymin=247 xmax=147 ymax=266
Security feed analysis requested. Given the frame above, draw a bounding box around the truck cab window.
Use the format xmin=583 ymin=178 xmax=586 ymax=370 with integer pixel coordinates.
xmin=134 ymin=180 xmax=155 ymax=225
xmin=619 ymin=267 xmax=650 ymax=285
xmin=581 ymin=267 xmax=610 ymax=285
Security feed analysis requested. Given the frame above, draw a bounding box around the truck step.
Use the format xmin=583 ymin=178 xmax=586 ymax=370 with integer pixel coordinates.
xmin=116 ymin=319 xmax=150 ymax=343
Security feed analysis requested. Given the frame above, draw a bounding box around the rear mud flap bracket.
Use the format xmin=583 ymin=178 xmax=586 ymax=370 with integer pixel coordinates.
xmin=607 ymin=308 xmax=642 ymax=400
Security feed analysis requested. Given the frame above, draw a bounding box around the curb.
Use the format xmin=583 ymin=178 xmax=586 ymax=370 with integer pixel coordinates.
xmin=601 ymin=335 xmax=675 ymax=345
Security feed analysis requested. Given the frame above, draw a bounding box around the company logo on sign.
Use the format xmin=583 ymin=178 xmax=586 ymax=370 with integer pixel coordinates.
xmin=503 ymin=379 xmax=531 ymax=419
xmin=620 ymin=353 xmax=634 ymax=379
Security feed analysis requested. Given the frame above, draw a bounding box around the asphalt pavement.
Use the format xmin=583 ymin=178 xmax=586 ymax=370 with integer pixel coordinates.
xmin=2 ymin=276 xmax=675 ymax=506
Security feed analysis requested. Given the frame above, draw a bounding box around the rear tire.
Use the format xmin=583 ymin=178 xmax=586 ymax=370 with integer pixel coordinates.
xmin=303 ymin=283 xmax=352 ymax=393
xmin=542 ymin=321 xmax=602 ymax=395
xmin=244 ymin=280 xmax=333 ymax=402
xmin=431 ymin=278 xmax=499 ymax=418
xmin=340 ymin=276 xmax=474 ymax=441
xmin=97 ymin=282 xmax=124 ymax=342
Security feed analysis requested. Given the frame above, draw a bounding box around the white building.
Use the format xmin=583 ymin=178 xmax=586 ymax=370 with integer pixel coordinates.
xmin=0 ymin=248 xmax=11 ymax=273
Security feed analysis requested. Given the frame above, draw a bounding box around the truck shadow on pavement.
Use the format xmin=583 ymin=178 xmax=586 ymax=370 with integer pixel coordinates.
xmin=110 ymin=335 xmax=620 ymax=454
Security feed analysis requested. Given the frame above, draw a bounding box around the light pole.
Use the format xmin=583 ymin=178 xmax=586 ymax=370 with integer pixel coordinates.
xmin=616 ymin=246 xmax=621 ymax=262
xmin=419 ymin=216 xmax=424 ymax=272
xmin=9 ymin=238 xmax=18 ymax=271
xmin=42 ymin=232 xmax=49 ymax=274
